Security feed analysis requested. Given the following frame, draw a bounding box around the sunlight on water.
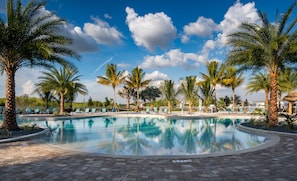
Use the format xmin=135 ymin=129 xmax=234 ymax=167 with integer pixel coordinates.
xmin=14 ymin=116 xmax=267 ymax=156
xmin=17 ymin=117 xmax=267 ymax=155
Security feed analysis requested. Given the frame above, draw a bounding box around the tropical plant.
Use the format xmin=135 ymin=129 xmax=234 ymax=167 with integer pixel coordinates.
xmin=246 ymin=72 xmax=270 ymax=112
xmin=125 ymin=67 xmax=151 ymax=110
xmin=140 ymin=86 xmax=161 ymax=105
xmin=226 ymin=2 xmax=297 ymax=126
xmin=278 ymin=68 xmax=297 ymax=95
xmin=33 ymin=87 xmax=57 ymax=109
xmin=118 ymin=86 xmax=135 ymax=109
xmin=97 ymin=64 xmax=126 ymax=111
xmin=197 ymin=80 xmax=214 ymax=112
xmin=0 ymin=0 xmax=79 ymax=130
xmin=221 ymin=66 xmax=244 ymax=110
xmin=200 ymin=61 xmax=225 ymax=111
xmin=35 ymin=66 xmax=87 ymax=114
xmin=178 ymin=76 xmax=198 ymax=113
xmin=160 ymin=80 xmax=176 ymax=113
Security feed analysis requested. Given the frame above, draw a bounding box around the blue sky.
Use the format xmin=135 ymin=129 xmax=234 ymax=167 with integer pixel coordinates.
xmin=0 ymin=0 xmax=296 ymax=103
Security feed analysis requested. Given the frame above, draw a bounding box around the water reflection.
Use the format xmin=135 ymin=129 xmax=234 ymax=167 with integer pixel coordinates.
xmin=34 ymin=117 xmax=267 ymax=156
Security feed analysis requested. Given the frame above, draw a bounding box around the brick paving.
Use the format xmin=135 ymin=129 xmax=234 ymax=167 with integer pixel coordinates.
xmin=0 ymin=132 xmax=297 ymax=181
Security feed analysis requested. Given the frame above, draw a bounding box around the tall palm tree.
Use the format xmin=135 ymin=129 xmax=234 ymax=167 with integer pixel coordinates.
xmin=160 ymin=80 xmax=176 ymax=113
xmin=246 ymin=72 xmax=270 ymax=112
xmin=221 ymin=66 xmax=244 ymax=110
xmin=226 ymin=2 xmax=297 ymax=126
xmin=36 ymin=66 xmax=87 ymax=114
xmin=178 ymin=76 xmax=198 ymax=113
xmin=200 ymin=61 xmax=225 ymax=111
xmin=97 ymin=64 xmax=126 ymax=111
xmin=197 ymin=80 xmax=215 ymax=113
xmin=125 ymin=67 xmax=151 ymax=110
xmin=0 ymin=0 xmax=79 ymax=130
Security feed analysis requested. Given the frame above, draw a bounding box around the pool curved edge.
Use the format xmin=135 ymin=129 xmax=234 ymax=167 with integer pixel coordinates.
xmin=0 ymin=128 xmax=50 ymax=143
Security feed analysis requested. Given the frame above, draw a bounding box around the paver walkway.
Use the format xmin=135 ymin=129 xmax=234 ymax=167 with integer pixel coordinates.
xmin=1 ymin=132 xmax=297 ymax=181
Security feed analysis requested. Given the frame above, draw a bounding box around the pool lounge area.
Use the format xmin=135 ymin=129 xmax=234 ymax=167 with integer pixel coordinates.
xmin=1 ymin=112 xmax=297 ymax=180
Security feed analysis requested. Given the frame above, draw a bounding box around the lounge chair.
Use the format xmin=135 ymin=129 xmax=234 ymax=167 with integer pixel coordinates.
xmin=34 ymin=108 xmax=40 ymax=114
xmin=144 ymin=108 xmax=150 ymax=113
xmin=101 ymin=108 xmax=107 ymax=113
xmin=25 ymin=107 xmax=32 ymax=114
xmin=91 ymin=108 xmax=97 ymax=113
xmin=163 ymin=108 xmax=168 ymax=114
xmin=153 ymin=107 xmax=158 ymax=114
xmin=84 ymin=108 xmax=90 ymax=113
xmin=74 ymin=108 xmax=81 ymax=113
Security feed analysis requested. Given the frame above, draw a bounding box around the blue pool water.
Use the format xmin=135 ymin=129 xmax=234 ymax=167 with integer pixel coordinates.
xmin=3 ymin=116 xmax=268 ymax=156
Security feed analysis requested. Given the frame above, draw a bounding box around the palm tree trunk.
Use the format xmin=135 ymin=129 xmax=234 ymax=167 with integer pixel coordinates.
xmin=168 ymin=101 xmax=171 ymax=113
xmin=113 ymin=87 xmax=117 ymax=111
xmin=232 ymin=88 xmax=235 ymax=110
xmin=269 ymin=72 xmax=278 ymax=126
xmin=214 ymin=87 xmax=217 ymax=112
xmin=136 ymin=89 xmax=140 ymax=110
xmin=265 ymin=91 xmax=269 ymax=112
xmin=2 ymin=69 xmax=19 ymax=130
xmin=60 ymin=92 xmax=64 ymax=114
xmin=189 ymin=101 xmax=192 ymax=113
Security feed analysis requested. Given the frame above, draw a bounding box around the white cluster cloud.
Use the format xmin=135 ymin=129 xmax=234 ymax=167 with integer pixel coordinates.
xmin=84 ymin=16 xmax=124 ymax=45
xmin=140 ymin=49 xmax=204 ymax=70
xmin=62 ymin=24 xmax=99 ymax=53
xmin=144 ymin=71 xmax=169 ymax=87
xmin=216 ymin=1 xmax=260 ymax=47
xmin=125 ymin=7 xmax=177 ymax=51
xmin=22 ymin=80 xmax=35 ymax=95
xmin=181 ymin=17 xmax=218 ymax=43
xmin=145 ymin=71 xmax=169 ymax=81
xmin=181 ymin=1 xmax=260 ymax=59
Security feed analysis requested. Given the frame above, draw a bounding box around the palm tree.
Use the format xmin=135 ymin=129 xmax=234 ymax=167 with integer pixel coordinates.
xmin=97 ymin=64 xmax=126 ymax=111
xmin=125 ymin=67 xmax=151 ymax=110
xmin=246 ymin=72 xmax=270 ymax=112
xmin=221 ymin=66 xmax=244 ymax=110
xmin=178 ymin=76 xmax=198 ymax=113
xmin=197 ymin=80 xmax=215 ymax=113
xmin=278 ymin=68 xmax=297 ymax=95
xmin=34 ymin=87 xmax=57 ymax=110
xmin=226 ymin=2 xmax=297 ymax=126
xmin=200 ymin=61 xmax=225 ymax=111
xmin=35 ymin=66 xmax=87 ymax=114
xmin=0 ymin=0 xmax=79 ymax=130
xmin=160 ymin=80 xmax=176 ymax=113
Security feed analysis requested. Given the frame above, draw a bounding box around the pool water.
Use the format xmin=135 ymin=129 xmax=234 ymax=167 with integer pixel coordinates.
xmin=16 ymin=116 xmax=266 ymax=156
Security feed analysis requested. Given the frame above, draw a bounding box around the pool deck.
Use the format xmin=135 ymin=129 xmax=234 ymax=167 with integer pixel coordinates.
xmin=1 ymin=112 xmax=297 ymax=180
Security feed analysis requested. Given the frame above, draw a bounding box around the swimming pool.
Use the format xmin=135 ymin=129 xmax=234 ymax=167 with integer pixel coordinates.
xmin=20 ymin=116 xmax=269 ymax=156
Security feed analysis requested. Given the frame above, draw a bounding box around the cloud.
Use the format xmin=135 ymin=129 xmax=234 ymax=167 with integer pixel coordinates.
xmin=62 ymin=24 xmax=99 ymax=53
xmin=182 ymin=17 xmax=218 ymax=43
xmin=34 ymin=6 xmax=99 ymax=53
xmin=84 ymin=16 xmax=124 ymax=45
xmin=216 ymin=1 xmax=260 ymax=47
xmin=104 ymin=13 xmax=112 ymax=19
xmin=140 ymin=49 xmax=204 ymax=70
xmin=125 ymin=7 xmax=177 ymax=51
xmin=145 ymin=71 xmax=169 ymax=81
xmin=182 ymin=1 xmax=260 ymax=62
xmin=144 ymin=71 xmax=169 ymax=87
xmin=22 ymin=80 xmax=35 ymax=95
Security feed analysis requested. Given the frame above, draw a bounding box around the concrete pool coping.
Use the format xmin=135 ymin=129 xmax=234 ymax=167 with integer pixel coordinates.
xmin=1 ymin=112 xmax=286 ymax=158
